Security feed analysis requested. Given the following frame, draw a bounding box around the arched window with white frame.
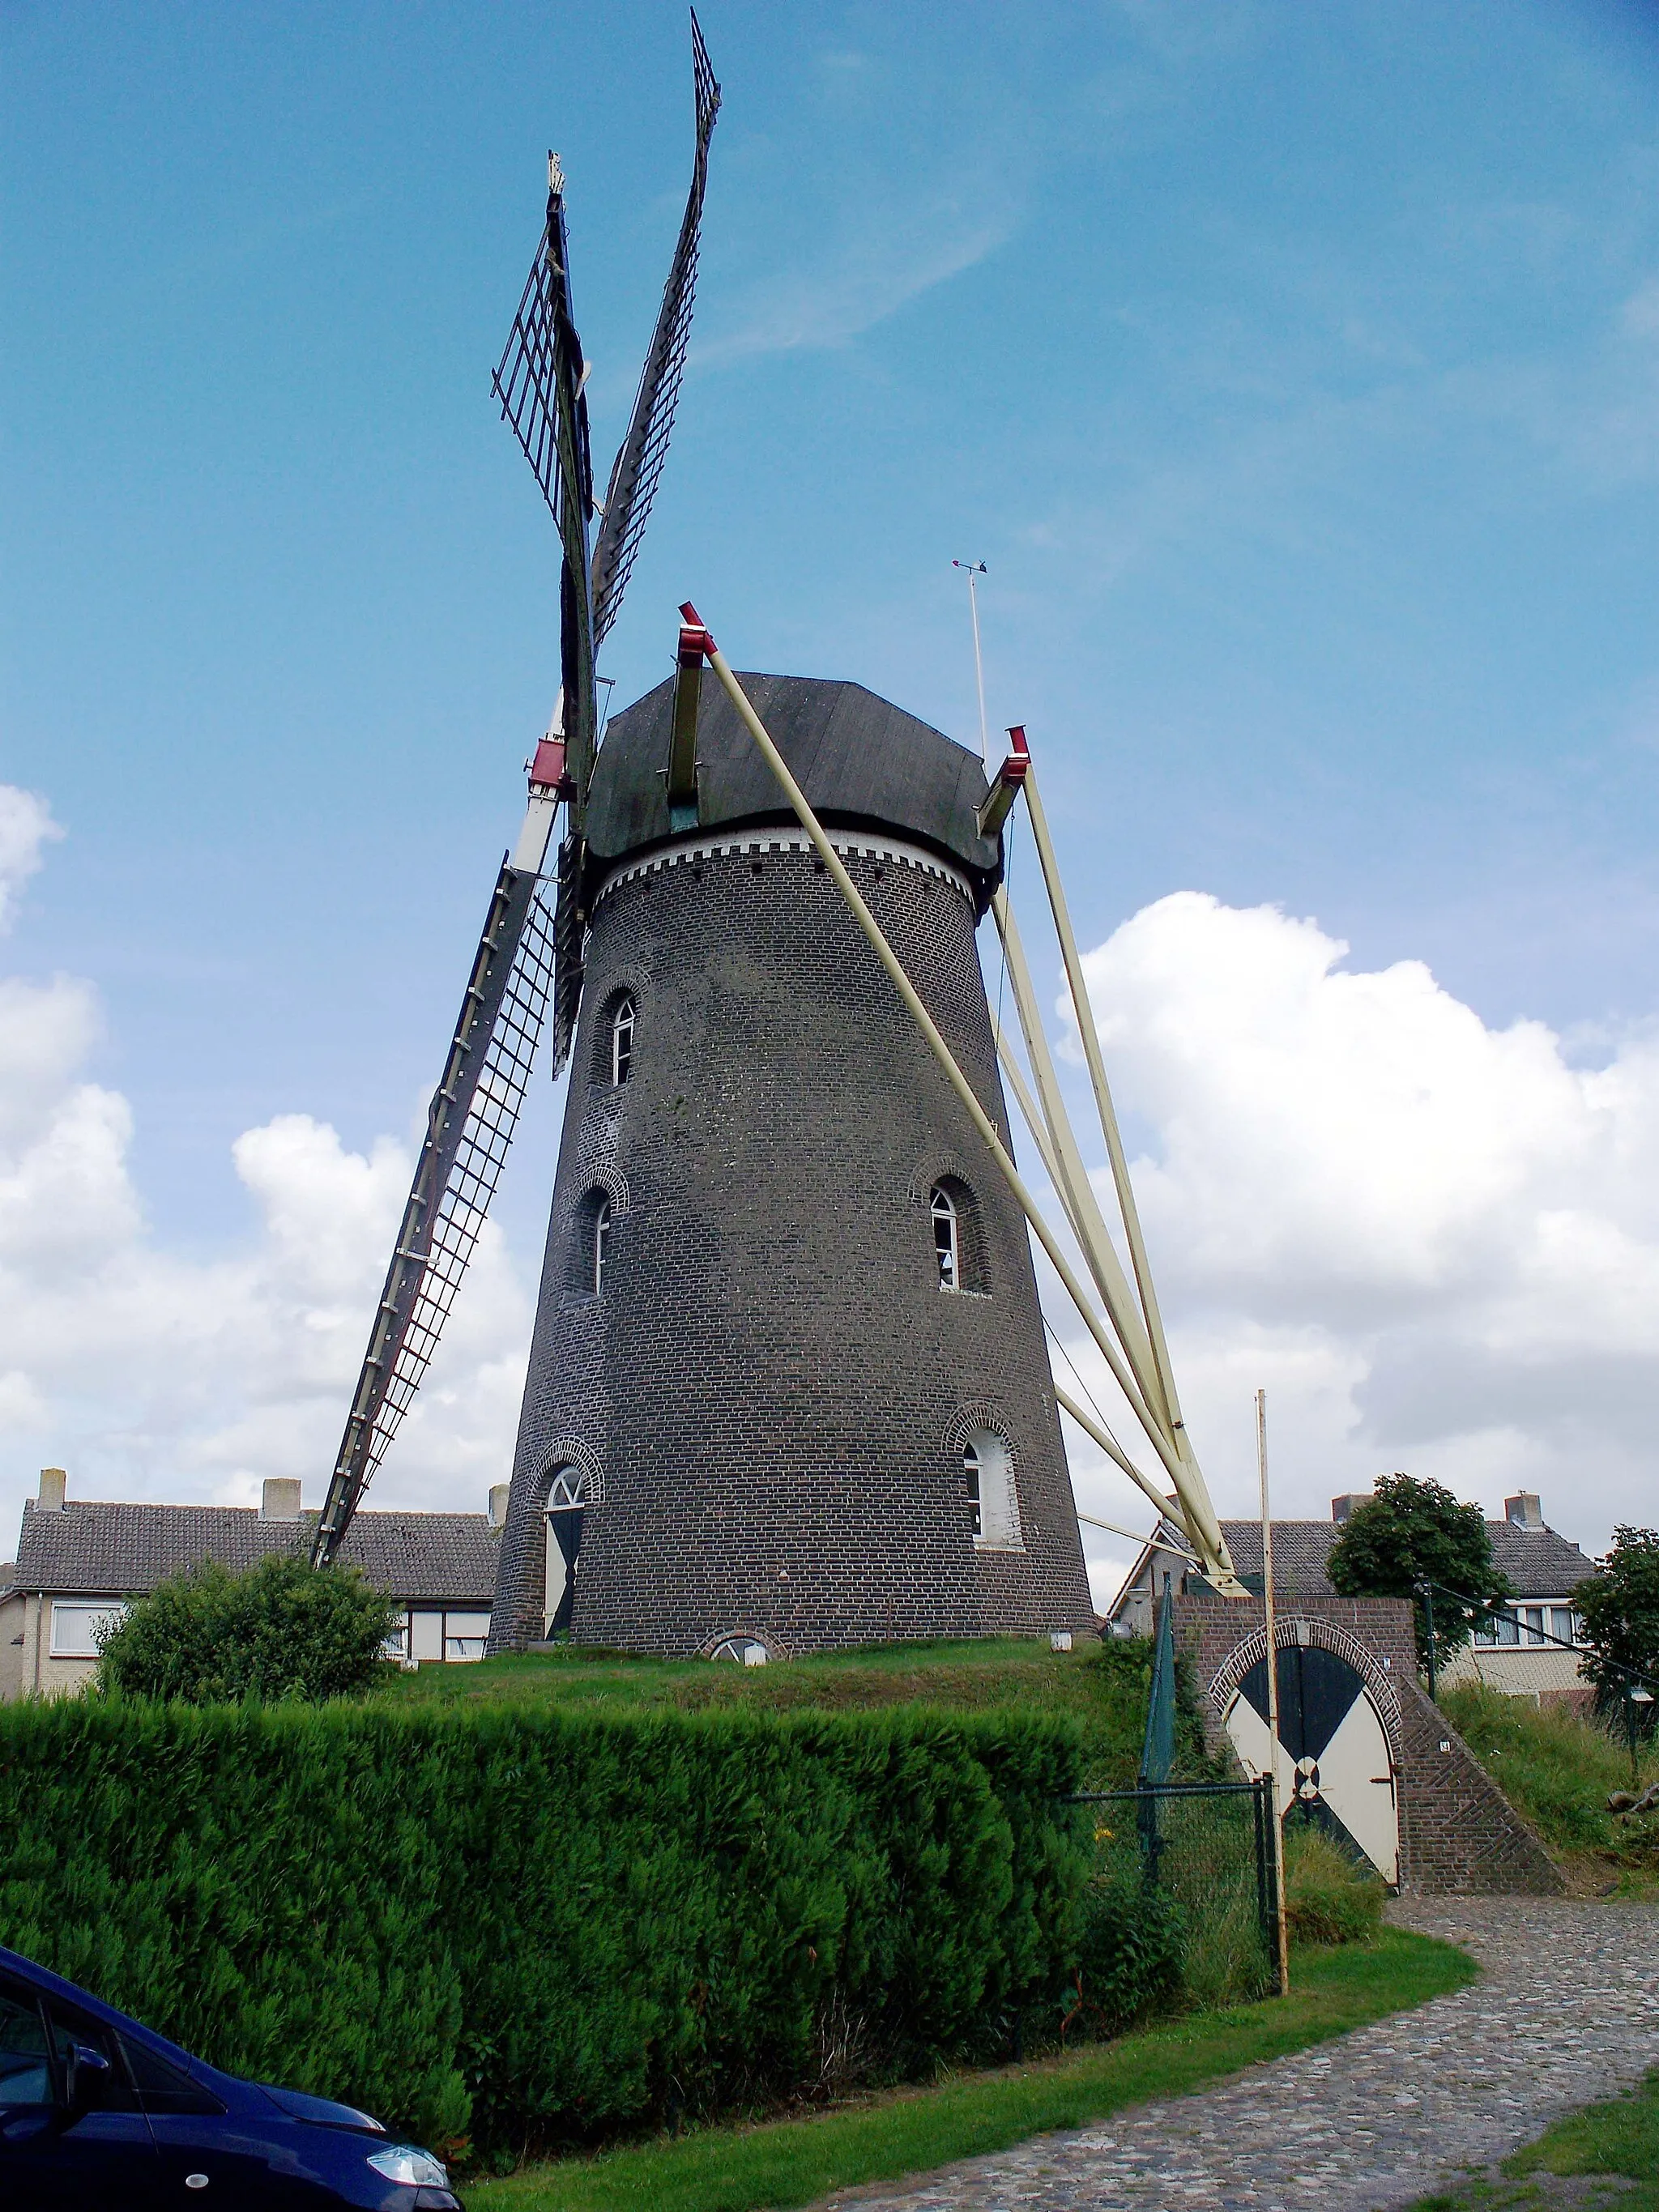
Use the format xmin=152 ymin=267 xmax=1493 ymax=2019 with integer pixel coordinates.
xmin=931 ymin=1183 xmax=959 ymax=1290
xmin=593 ymin=1198 xmax=611 ymax=1294
xmin=610 ymin=996 xmax=635 ymax=1087
xmin=962 ymin=1428 xmax=1021 ymax=1549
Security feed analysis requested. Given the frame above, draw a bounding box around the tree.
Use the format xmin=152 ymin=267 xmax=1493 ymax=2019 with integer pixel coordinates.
xmin=1327 ymin=1473 xmax=1509 ymax=1674
xmin=1572 ymin=1527 xmax=1659 ymax=1730
xmin=96 ymin=1552 xmax=401 ymax=1703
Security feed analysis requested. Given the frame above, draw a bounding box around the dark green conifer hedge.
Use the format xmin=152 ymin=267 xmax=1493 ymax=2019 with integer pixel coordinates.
xmin=0 ymin=1700 xmax=1094 ymax=2161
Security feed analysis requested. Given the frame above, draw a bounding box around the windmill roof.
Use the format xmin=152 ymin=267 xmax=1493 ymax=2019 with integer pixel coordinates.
xmin=586 ymin=672 xmax=1002 ymax=898
xmin=11 ymin=1500 xmax=499 ymax=1605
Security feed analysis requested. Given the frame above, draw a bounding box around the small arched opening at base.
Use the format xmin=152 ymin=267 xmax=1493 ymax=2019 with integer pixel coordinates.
xmin=707 ymin=1634 xmax=770 ymax=1666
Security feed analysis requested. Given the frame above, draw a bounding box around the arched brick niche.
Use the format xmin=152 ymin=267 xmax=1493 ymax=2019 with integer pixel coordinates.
xmin=1206 ymin=1612 xmax=1404 ymax=1759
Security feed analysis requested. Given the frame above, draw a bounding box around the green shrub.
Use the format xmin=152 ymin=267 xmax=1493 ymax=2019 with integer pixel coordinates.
xmin=1069 ymin=1869 xmax=1184 ymax=2037
xmin=0 ymin=1698 xmax=1117 ymax=2163
xmin=96 ymin=1554 xmax=400 ymax=1703
xmin=1282 ymin=1824 xmax=1385 ymax=1946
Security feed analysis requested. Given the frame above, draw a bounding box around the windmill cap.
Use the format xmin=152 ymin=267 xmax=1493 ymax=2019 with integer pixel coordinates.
xmin=585 ymin=671 xmax=1003 ymax=903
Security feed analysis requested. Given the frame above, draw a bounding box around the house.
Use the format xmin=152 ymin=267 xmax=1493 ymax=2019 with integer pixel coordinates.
xmin=1107 ymin=1489 xmax=1596 ymax=1701
xmin=0 ymin=1467 xmax=505 ymax=1701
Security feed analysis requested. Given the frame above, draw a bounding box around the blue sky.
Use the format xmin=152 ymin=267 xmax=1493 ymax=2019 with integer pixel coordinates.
xmin=2 ymin=2 xmax=1657 ymax=1573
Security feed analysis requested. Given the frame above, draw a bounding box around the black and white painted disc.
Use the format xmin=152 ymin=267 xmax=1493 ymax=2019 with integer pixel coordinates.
xmin=1224 ymin=1643 xmax=1399 ymax=1883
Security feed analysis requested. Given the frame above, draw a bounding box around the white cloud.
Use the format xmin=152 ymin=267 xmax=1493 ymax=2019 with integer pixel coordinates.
xmin=0 ymin=791 xmax=531 ymax=1553
xmin=1048 ymin=892 xmax=1659 ymax=1583
xmin=0 ymin=787 xmax=61 ymax=933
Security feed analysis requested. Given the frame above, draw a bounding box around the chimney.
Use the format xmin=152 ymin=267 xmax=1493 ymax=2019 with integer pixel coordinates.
xmin=36 ymin=1468 xmax=66 ymax=1513
xmin=1505 ymin=1492 xmax=1543 ymax=1531
xmin=1331 ymin=1492 xmax=1372 ymax=1524
xmin=488 ymin=1483 xmax=510 ymax=1529
xmin=261 ymin=1478 xmax=303 ymax=1522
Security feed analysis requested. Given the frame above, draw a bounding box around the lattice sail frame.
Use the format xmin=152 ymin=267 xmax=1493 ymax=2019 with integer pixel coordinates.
xmin=591 ymin=10 xmax=720 ymax=647
xmin=312 ymin=874 xmax=557 ymax=1566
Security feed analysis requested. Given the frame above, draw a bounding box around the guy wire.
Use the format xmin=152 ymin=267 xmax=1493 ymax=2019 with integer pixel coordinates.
xmin=1043 ymin=1309 xmax=1132 ymax=1472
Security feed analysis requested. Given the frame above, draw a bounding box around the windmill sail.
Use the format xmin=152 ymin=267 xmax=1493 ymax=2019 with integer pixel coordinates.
xmin=493 ymin=153 xmax=600 ymax=821
xmin=496 ymin=11 xmax=720 ymax=1073
xmin=591 ymin=9 xmax=721 ymax=648
xmin=313 ymin=15 xmax=719 ymax=1563
xmin=312 ymin=859 xmax=558 ymax=1567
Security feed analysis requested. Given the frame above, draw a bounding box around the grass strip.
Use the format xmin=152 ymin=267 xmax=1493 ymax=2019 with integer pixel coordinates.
xmin=1415 ymin=2064 xmax=1659 ymax=2212
xmin=471 ymin=1929 xmax=1473 ymax=2212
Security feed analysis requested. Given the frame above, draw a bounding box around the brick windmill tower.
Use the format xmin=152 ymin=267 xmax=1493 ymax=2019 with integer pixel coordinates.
xmin=488 ymin=671 xmax=1097 ymax=1656
xmin=315 ymin=12 xmax=1242 ymax=1659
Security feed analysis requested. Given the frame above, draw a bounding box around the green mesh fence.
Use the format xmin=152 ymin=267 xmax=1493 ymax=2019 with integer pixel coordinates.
xmin=1139 ymin=1575 xmax=1177 ymax=1788
xmin=1073 ymin=1778 xmax=1281 ymax=2007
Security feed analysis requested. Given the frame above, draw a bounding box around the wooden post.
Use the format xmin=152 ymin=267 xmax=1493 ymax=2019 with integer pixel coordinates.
xmin=1258 ymin=1387 xmax=1290 ymax=1995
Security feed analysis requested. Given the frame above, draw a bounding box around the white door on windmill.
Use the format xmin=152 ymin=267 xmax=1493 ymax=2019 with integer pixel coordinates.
xmin=1223 ymin=1642 xmax=1400 ymax=1885
xmin=544 ymin=1468 xmax=590 ymax=1639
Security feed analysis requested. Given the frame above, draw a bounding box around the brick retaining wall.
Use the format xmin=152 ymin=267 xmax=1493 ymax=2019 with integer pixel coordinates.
xmin=1178 ymin=1589 xmax=1562 ymax=1895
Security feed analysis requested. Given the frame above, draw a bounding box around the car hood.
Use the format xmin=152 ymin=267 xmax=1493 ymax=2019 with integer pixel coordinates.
xmin=257 ymin=2081 xmax=386 ymax=2134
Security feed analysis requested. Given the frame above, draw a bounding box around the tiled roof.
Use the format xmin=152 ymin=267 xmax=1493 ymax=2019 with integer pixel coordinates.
xmin=11 ymin=1502 xmax=500 ymax=1604
xmin=1216 ymin=1519 xmax=1592 ymax=1600
xmin=1111 ymin=1515 xmax=1594 ymax=1618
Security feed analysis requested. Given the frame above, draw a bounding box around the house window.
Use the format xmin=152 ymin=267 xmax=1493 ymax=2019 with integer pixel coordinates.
xmin=962 ymin=1428 xmax=1021 ymax=1550
xmin=403 ymin=1609 xmax=491 ymax=1663
xmin=1473 ymin=1602 xmax=1585 ymax=1649
xmin=611 ymin=997 xmax=635 ymax=1087
xmin=931 ymin=1184 xmax=959 ymax=1289
xmin=443 ymin=1611 xmax=492 ymax=1663
xmin=49 ymin=1600 xmax=125 ymax=1658
xmin=382 ymin=1609 xmax=412 ymax=1662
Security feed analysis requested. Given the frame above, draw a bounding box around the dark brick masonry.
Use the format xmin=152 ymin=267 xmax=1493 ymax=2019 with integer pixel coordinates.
xmin=1178 ymin=1591 xmax=1563 ymax=1894
xmin=490 ymin=826 xmax=1096 ymax=1656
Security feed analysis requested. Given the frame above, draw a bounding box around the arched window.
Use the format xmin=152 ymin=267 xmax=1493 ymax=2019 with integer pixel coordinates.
xmin=593 ymin=1198 xmax=611 ymax=1294
xmin=610 ymin=996 xmax=635 ymax=1087
xmin=962 ymin=1428 xmax=1020 ymax=1549
xmin=931 ymin=1183 xmax=959 ymax=1290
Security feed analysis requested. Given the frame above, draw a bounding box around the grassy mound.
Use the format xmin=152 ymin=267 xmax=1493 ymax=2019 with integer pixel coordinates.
xmin=1439 ymin=1681 xmax=1659 ymax=1894
xmin=377 ymin=1635 xmax=1169 ymax=1787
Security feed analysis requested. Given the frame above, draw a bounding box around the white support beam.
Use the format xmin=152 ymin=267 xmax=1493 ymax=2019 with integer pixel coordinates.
xmin=1054 ymin=1386 xmax=1176 ymax=1522
xmin=992 ymin=889 xmax=1165 ymax=1426
xmin=1020 ymin=760 xmax=1238 ymax=1587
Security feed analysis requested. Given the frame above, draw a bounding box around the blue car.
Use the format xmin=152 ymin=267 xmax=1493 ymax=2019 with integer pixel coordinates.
xmin=0 ymin=1943 xmax=464 ymax=2209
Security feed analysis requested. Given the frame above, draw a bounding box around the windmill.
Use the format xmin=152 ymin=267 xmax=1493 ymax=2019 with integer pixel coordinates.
xmin=312 ymin=12 xmax=720 ymax=1568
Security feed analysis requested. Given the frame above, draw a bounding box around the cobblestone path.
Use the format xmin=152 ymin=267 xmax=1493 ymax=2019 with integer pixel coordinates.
xmin=822 ymin=1900 xmax=1659 ymax=2212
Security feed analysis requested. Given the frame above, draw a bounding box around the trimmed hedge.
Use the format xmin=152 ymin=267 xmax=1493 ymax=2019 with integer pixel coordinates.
xmin=0 ymin=1700 xmax=1088 ymax=2161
